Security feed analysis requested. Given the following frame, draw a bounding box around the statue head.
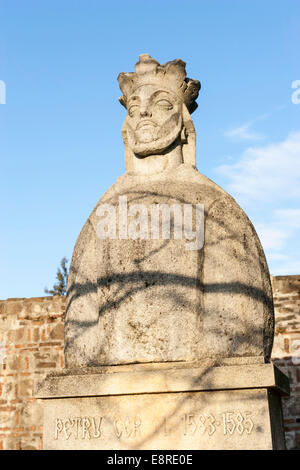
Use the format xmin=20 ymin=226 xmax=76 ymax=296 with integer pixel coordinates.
xmin=118 ymin=54 xmax=201 ymax=172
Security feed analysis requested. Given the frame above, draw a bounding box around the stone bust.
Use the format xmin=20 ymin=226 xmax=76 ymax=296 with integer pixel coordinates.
xmin=64 ymin=55 xmax=274 ymax=369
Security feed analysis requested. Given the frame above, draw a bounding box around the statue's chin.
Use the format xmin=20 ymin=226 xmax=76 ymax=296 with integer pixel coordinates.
xmin=131 ymin=137 xmax=179 ymax=157
xmin=126 ymin=113 xmax=182 ymax=157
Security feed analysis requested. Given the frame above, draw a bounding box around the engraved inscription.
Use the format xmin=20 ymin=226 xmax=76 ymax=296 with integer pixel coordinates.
xmin=113 ymin=416 xmax=141 ymax=439
xmin=181 ymin=411 xmax=254 ymax=437
xmin=54 ymin=416 xmax=103 ymax=440
xmin=221 ymin=411 xmax=254 ymax=435
xmin=54 ymin=415 xmax=141 ymax=440
xmin=53 ymin=411 xmax=254 ymax=441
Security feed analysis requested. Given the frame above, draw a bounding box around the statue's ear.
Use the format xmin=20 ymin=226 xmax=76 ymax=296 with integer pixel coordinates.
xmin=182 ymin=103 xmax=196 ymax=168
xmin=121 ymin=116 xmax=134 ymax=172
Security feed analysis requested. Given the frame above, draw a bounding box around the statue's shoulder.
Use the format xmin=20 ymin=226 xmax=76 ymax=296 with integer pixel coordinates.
xmin=171 ymin=164 xmax=247 ymax=214
xmin=173 ymin=164 xmax=228 ymax=195
xmin=108 ymin=164 xmax=227 ymax=197
xmin=96 ymin=164 xmax=248 ymax=217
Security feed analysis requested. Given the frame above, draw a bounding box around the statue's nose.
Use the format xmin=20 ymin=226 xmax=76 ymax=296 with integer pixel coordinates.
xmin=140 ymin=108 xmax=152 ymax=118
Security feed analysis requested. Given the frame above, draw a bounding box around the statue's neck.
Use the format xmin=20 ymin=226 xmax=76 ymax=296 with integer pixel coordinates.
xmin=131 ymin=141 xmax=183 ymax=176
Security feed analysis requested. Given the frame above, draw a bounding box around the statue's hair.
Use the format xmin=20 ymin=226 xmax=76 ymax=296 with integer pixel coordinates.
xmin=118 ymin=54 xmax=201 ymax=114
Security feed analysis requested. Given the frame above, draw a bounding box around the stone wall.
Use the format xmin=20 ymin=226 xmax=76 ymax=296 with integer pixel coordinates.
xmin=0 ymin=296 xmax=65 ymax=450
xmin=271 ymin=275 xmax=300 ymax=450
xmin=0 ymin=274 xmax=299 ymax=450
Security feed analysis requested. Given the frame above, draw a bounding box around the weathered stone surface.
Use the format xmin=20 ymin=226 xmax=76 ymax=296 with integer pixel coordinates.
xmin=40 ymin=361 xmax=288 ymax=450
xmin=36 ymin=362 xmax=289 ymax=399
xmin=20 ymin=400 xmax=43 ymax=428
xmin=49 ymin=323 xmax=64 ymax=340
xmin=43 ymin=390 xmax=277 ymax=450
xmin=65 ymin=165 xmax=274 ymax=367
xmin=38 ymin=363 xmax=288 ymax=449
xmin=65 ymin=54 xmax=274 ymax=368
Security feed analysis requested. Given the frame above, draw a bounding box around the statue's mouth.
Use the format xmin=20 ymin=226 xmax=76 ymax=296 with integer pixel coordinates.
xmin=136 ymin=120 xmax=157 ymax=131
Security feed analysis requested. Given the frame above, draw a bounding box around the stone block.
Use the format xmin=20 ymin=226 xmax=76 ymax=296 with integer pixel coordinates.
xmin=32 ymin=327 xmax=40 ymax=343
xmin=42 ymin=389 xmax=284 ymax=450
xmin=5 ymin=301 xmax=23 ymax=316
xmin=18 ymin=378 xmax=33 ymax=398
xmin=4 ymin=378 xmax=17 ymax=401
xmin=36 ymin=362 xmax=289 ymax=399
xmin=38 ymin=362 xmax=288 ymax=450
xmin=5 ymin=354 xmax=22 ymax=371
xmin=49 ymin=323 xmax=64 ymax=341
xmin=0 ymin=410 xmax=14 ymax=428
xmin=20 ymin=400 xmax=43 ymax=428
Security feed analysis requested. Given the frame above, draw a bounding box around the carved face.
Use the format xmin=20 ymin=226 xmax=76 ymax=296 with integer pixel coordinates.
xmin=126 ymin=84 xmax=183 ymax=156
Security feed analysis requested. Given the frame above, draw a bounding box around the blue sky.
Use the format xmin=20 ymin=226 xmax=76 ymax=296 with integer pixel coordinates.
xmin=0 ymin=0 xmax=299 ymax=299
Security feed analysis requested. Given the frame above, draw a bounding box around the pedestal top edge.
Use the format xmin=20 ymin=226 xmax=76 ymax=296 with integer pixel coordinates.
xmin=35 ymin=360 xmax=289 ymax=399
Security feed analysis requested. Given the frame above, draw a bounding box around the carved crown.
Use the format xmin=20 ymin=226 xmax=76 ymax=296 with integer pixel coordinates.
xmin=118 ymin=54 xmax=201 ymax=114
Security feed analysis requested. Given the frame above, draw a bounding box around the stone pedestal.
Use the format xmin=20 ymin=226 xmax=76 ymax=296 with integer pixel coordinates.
xmin=36 ymin=361 xmax=289 ymax=450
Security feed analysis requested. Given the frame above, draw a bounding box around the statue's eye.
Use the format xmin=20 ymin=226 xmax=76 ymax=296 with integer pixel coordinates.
xmin=155 ymin=99 xmax=173 ymax=110
xmin=128 ymin=105 xmax=139 ymax=117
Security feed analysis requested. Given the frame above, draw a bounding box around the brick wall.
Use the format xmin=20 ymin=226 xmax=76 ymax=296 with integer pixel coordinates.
xmin=0 ymin=296 xmax=65 ymax=450
xmin=271 ymin=275 xmax=300 ymax=450
xmin=0 ymin=275 xmax=299 ymax=450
